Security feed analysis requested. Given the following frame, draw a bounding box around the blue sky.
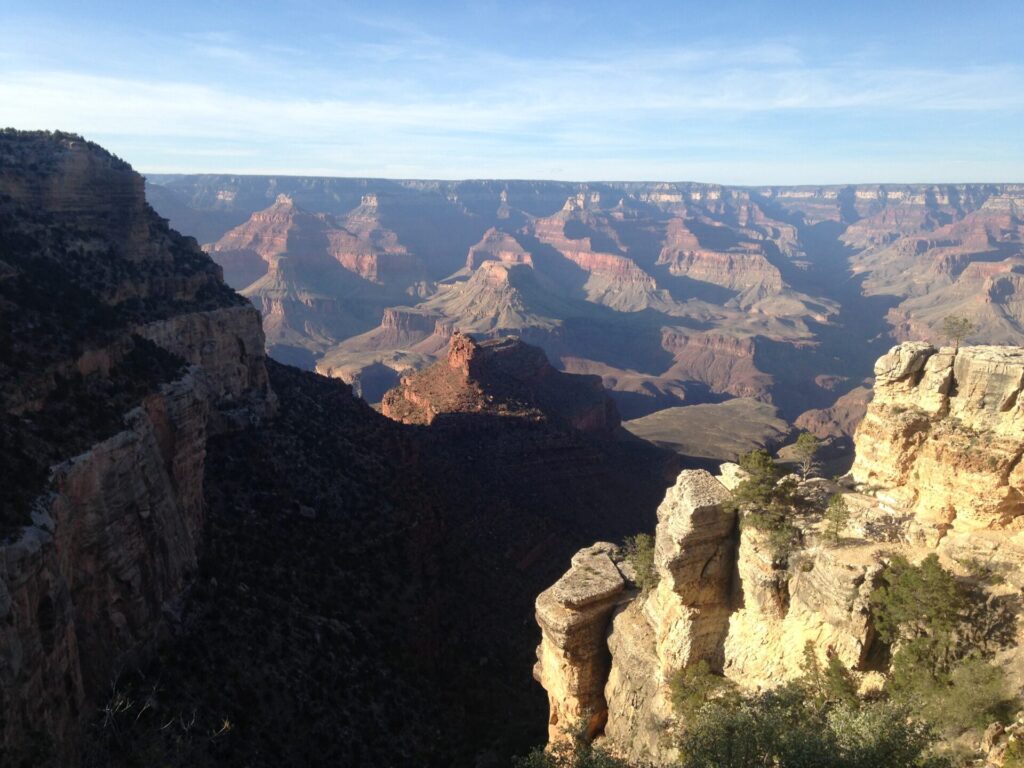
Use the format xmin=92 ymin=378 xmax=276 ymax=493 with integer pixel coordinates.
xmin=2 ymin=0 xmax=1023 ymax=182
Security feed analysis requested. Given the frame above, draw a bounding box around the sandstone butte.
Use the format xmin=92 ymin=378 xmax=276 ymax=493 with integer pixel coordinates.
xmin=380 ymin=330 xmax=621 ymax=435
xmin=533 ymin=340 xmax=1024 ymax=766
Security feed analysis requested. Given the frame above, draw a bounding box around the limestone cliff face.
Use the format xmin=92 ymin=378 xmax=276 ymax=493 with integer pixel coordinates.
xmin=0 ymin=131 xmax=273 ymax=765
xmin=534 ymin=469 xmax=885 ymax=765
xmin=851 ymin=342 xmax=1024 ymax=545
xmin=721 ymin=530 xmax=880 ymax=690
xmin=534 ymin=341 xmax=1024 ymax=765
xmin=533 ymin=544 xmax=626 ymax=744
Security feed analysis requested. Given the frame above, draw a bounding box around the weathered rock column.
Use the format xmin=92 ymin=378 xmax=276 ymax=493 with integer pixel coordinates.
xmin=647 ymin=470 xmax=737 ymax=676
xmin=533 ymin=544 xmax=625 ymax=743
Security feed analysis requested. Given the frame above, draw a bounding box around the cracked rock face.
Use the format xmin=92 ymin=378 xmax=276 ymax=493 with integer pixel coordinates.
xmin=533 ymin=544 xmax=626 ymax=744
xmin=722 ymin=531 xmax=881 ymax=691
xmin=535 ymin=470 xmax=886 ymax=766
xmin=534 ymin=342 xmax=1024 ymax=766
xmin=852 ymin=343 xmax=1024 ymax=544
xmin=0 ymin=131 xmax=274 ymax=766
xmin=534 ymin=471 xmax=739 ymax=761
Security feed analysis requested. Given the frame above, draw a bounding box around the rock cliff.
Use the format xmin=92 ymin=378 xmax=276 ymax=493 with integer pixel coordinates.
xmin=381 ymin=332 xmax=621 ymax=434
xmin=206 ymin=193 xmax=426 ymax=290
xmin=465 ymin=226 xmax=533 ymax=270
xmin=851 ymin=342 xmax=1024 ymax=546
xmin=533 ymin=466 xmax=891 ymax=765
xmin=0 ymin=131 xmax=273 ymax=765
xmin=3 ymin=133 xmax=683 ymax=767
xmin=533 ymin=340 xmax=1024 ymax=765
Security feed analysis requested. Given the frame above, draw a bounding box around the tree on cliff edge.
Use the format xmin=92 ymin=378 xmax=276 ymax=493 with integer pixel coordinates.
xmin=793 ymin=432 xmax=821 ymax=480
xmin=941 ymin=315 xmax=975 ymax=351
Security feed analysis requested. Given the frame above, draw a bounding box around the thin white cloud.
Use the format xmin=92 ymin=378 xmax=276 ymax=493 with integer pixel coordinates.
xmin=2 ymin=22 xmax=1023 ymax=181
xmin=4 ymin=56 xmax=1021 ymax=144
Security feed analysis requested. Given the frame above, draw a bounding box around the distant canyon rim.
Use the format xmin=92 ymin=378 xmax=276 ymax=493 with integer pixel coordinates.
xmin=149 ymin=174 xmax=1024 ymax=456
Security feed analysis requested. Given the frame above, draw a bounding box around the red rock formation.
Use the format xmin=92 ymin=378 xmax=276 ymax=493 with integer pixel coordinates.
xmin=380 ymin=332 xmax=620 ymax=434
xmin=465 ymin=226 xmax=533 ymax=270
xmin=206 ymin=193 xmax=425 ymax=288
xmin=531 ymin=195 xmax=657 ymax=286
xmin=659 ymin=330 xmax=773 ymax=400
xmin=657 ymin=218 xmax=783 ymax=295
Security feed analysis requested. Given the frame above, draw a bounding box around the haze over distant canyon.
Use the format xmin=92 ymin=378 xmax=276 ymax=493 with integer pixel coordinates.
xmin=149 ymin=174 xmax=1024 ymax=453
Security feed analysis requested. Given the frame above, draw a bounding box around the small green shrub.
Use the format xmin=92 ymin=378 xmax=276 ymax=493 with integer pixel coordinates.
xmin=623 ymin=533 xmax=658 ymax=593
xmin=732 ymin=449 xmax=779 ymax=508
xmin=871 ymin=554 xmax=1019 ymax=737
xmin=732 ymin=450 xmax=803 ymax=561
xmin=823 ymin=494 xmax=851 ymax=544
xmin=1003 ymin=738 xmax=1024 ymax=768
xmin=669 ymin=660 xmax=737 ymax=720
xmin=512 ymin=737 xmax=630 ymax=767
xmin=870 ymin=554 xmax=964 ymax=651
xmin=676 ymin=687 xmax=946 ymax=768
xmin=891 ymin=650 xmax=1016 ymax=737
xmin=797 ymin=642 xmax=857 ymax=708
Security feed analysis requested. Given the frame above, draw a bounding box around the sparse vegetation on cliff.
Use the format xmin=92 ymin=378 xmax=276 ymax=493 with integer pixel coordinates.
xmin=512 ymin=735 xmax=630 ymax=768
xmin=732 ymin=449 xmax=802 ymax=560
xmin=870 ymin=554 xmax=1018 ymax=737
xmin=793 ymin=432 xmax=821 ymax=480
xmin=676 ymin=648 xmax=947 ymax=768
xmin=622 ymin=533 xmax=658 ymax=593
xmin=822 ymin=494 xmax=850 ymax=544
xmin=669 ymin=660 xmax=737 ymax=720
xmin=941 ymin=315 xmax=975 ymax=351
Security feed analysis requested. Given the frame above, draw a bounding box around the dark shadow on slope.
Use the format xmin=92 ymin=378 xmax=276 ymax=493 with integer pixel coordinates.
xmin=514 ymin=233 xmax=591 ymax=301
xmin=563 ymin=219 xmax=624 ymax=255
xmin=686 ymin=218 xmax=743 ymax=250
xmin=748 ymin=194 xmax=904 ymax=419
xmin=80 ymin=361 xmax=679 ymax=767
xmin=651 ymin=264 xmax=741 ymax=305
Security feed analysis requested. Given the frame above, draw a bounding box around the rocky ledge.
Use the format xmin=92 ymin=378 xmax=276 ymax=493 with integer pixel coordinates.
xmin=534 ymin=341 xmax=1024 ymax=766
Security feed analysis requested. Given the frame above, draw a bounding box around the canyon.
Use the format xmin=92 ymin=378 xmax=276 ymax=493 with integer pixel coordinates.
xmin=0 ymin=131 xmax=677 ymax=766
xmin=151 ymin=175 xmax=1024 ymax=439
xmin=5 ymin=129 xmax=1024 ymax=767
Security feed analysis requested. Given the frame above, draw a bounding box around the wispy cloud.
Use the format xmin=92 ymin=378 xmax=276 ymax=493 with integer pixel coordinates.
xmin=1 ymin=12 xmax=1023 ymax=181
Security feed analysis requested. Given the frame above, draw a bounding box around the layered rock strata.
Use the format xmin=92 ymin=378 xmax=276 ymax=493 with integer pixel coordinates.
xmin=536 ymin=341 xmax=1024 ymax=766
xmin=851 ymin=342 xmax=1024 ymax=545
xmin=381 ymin=332 xmax=620 ymax=434
xmin=534 ymin=544 xmax=626 ymax=743
xmin=0 ymin=131 xmax=273 ymax=765
xmin=534 ymin=468 xmax=886 ymax=765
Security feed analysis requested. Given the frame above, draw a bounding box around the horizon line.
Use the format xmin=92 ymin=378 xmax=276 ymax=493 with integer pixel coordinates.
xmin=143 ymin=171 xmax=1024 ymax=188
